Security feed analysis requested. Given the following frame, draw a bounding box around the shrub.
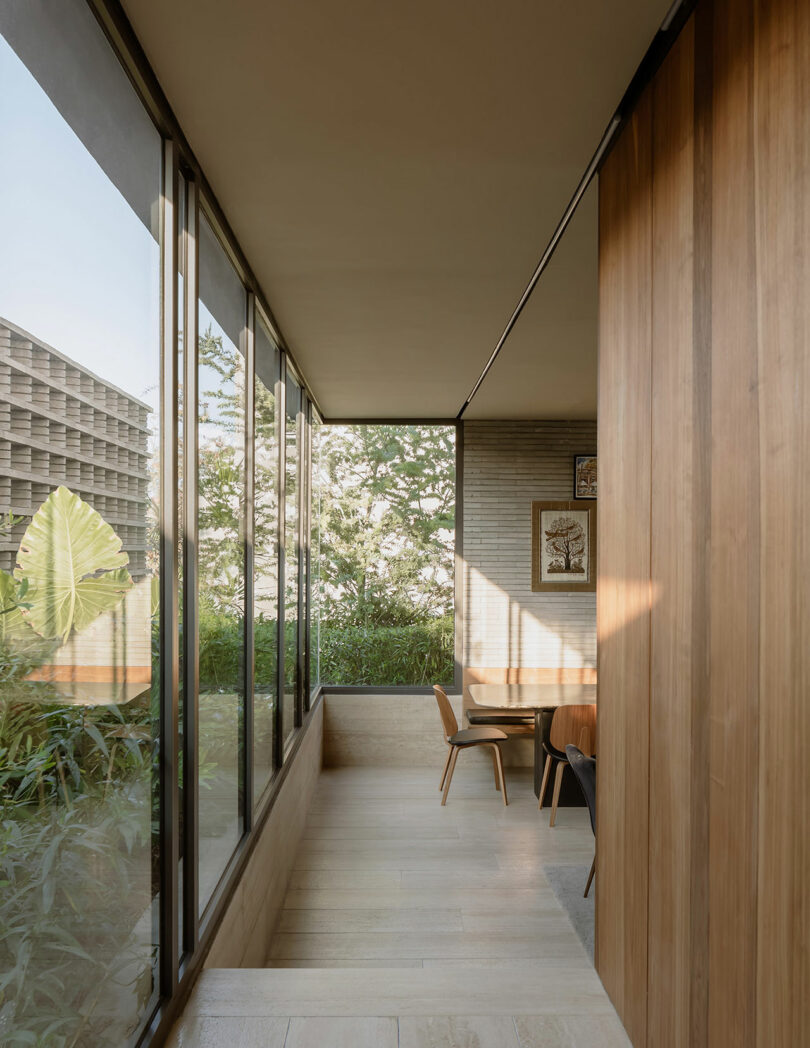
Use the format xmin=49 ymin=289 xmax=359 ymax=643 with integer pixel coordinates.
xmin=317 ymin=616 xmax=453 ymax=686
xmin=198 ymin=612 xmax=454 ymax=688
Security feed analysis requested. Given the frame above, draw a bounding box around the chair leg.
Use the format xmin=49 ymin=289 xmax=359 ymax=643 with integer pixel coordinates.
xmin=490 ymin=746 xmax=501 ymax=790
xmin=584 ymin=856 xmax=596 ymax=898
xmin=492 ymin=744 xmax=508 ymax=806
xmin=549 ymin=760 xmax=565 ymax=827
xmin=439 ymin=747 xmax=453 ymax=791
xmin=441 ymin=746 xmax=460 ymax=806
xmin=538 ymin=755 xmax=552 ymax=810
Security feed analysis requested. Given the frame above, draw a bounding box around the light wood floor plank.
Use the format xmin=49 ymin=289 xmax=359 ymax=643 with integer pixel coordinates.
xmin=167 ymin=766 xmax=625 ymax=1047
xmin=514 ymin=1015 xmax=632 ymax=1047
xmin=165 ymin=1016 xmax=289 ymax=1048
xmin=183 ymin=967 xmax=617 ymax=1017
xmin=399 ymin=1015 xmax=521 ymax=1048
xmin=285 ymin=1016 xmax=398 ymax=1048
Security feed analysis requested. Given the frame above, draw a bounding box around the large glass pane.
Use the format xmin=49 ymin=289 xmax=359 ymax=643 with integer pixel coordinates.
xmin=197 ymin=214 xmax=246 ymax=913
xmin=282 ymin=372 xmax=301 ymax=749
xmin=316 ymin=425 xmax=456 ymax=685
xmin=177 ymin=175 xmax=187 ymax=953
xmin=310 ymin=412 xmax=323 ymax=693
xmin=0 ymin=4 xmax=161 ymax=1043
xmin=253 ymin=316 xmax=279 ymax=805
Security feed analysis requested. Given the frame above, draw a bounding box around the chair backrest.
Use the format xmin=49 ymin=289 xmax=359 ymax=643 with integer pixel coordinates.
xmin=433 ymin=685 xmax=458 ymax=740
xmin=550 ymin=704 xmax=596 ymax=756
xmin=566 ymin=744 xmax=596 ymax=835
xmin=539 ymin=707 xmax=562 ymax=758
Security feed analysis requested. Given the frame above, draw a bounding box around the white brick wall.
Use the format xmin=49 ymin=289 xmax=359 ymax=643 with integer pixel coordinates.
xmin=462 ymin=421 xmax=597 ymax=671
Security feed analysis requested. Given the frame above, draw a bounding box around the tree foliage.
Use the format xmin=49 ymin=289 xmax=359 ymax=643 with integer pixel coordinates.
xmin=314 ymin=424 xmax=455 ymax=628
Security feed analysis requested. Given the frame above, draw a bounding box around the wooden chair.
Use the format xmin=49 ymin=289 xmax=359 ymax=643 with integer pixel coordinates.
xmin=433 ymin=686 xmax=509 ymax=806
xmin=537 ymin=704 xmax=596 ymax=826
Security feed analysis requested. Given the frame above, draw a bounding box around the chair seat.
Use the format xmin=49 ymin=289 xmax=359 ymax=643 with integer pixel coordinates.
xmin=448 ymin=726 xmax=508 ymax=746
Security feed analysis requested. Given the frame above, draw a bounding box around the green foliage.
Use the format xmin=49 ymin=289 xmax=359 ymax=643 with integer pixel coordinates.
xmin=0 ymin=572 xmax=40 ymax=654
xmin=196 ymin=332 xmax=457 ymax=688
xmin=0 ymin=694 xmax=155 ymax=1047
xmin=0 ymin=491 xmax=153 ymax=1046
xmin=197 ymin=326 xmax=246 ymax=618
xmin=315 ymin=425 xmax=455 ymax=630
xmin=196 ymin=612 xmax=453 ymax=688
xmin=15 ymin=487 xmax=133 ymax=643
xmin=319 ymin=616 xmax=454 ymax=686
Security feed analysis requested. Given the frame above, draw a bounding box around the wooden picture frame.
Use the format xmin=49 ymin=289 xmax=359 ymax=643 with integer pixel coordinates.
xmin=573 ymin=453 xmax=597 ymax=499
xmin=531 ymin=500 xmax=597 ymax=592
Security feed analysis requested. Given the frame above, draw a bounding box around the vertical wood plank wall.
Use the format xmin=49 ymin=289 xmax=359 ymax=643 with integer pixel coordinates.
xmin=596 ymin=1 xmax=810 ymax=1045
xmin=596 ymin=91 xmax=652 ymax=1048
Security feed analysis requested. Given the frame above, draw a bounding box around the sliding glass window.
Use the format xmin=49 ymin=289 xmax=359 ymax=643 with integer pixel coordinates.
xmin=314 ymin=424 xmax=456 ymax=686
xmin=253 ymin=314 xmax=279 ymax=805
xmin=309 ymin=411 xmax=323 ymax=694
xmin=0 ymin=2 xmax=325 ymax=1043
xmin=282 ymin=370 xmax=302 ymax=749
xmin=0 ymin=2 xmax=161 ymax=1042
xmin=196 ymin=214 xmax=246 ymax=914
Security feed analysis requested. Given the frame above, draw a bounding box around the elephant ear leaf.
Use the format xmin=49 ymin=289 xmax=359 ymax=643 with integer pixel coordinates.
xmin=14 ymin=486 xmax=133 ymax=642
xmin=0 ymin=570 xmax=35 ymax=647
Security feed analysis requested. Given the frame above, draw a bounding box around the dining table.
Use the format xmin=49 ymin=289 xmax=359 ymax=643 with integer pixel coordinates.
xmin=467 ymin=682 xmax=596 ymax=799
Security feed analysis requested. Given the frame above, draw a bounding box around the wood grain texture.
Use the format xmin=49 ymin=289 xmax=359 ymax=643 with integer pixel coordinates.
xmin=462 ymin=668 xmax=597 ymax=731
xmin=647 ymin=22 xmax=696 ymax=1048
xmin=752 ymin=0 xmax=810 ymax=1042
xmin=597 ymin=1 xmax=810 ymax=1044
xmin=708 ymin=1 xmax=760 ymax=1042
xmin=549 ymin=705 xmax=597 ymax=757
xmin=596 ymin=90 xmax=653 ymax=1048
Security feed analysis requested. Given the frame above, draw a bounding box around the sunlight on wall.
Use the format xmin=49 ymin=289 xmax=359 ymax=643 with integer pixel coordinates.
xmin=463 ymin=562 xmax=596 ymax=670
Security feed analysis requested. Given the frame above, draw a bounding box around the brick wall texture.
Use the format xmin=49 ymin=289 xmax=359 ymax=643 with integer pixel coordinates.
xmin=462 ymin=420 xmax=597 ymax=672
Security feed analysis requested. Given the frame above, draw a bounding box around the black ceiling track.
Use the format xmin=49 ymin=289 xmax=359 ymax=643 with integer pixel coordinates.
xmin=456 ymin=0 xmax=699 ymax=420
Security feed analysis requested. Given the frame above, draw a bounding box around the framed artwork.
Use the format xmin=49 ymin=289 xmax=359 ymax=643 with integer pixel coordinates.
xmin=573 ymin=454 xmax=597 ymax=499
xmin=531 ymin=500 xmax=597 ymax=592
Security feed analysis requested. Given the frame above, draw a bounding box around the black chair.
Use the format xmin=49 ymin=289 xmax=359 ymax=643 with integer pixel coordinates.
xmin=565 ymin=744 xmax=596 ymax=897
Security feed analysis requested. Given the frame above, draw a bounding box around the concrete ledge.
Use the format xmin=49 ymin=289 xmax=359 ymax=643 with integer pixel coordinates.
xmin=323 ymin=692 xmax=533 ymax=768
xmin=204 ymin=701 xmax=324 ymax=968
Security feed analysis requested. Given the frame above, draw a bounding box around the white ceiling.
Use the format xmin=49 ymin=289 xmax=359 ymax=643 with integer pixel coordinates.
xmin=122 ymin=0 xmax=670 ymax=419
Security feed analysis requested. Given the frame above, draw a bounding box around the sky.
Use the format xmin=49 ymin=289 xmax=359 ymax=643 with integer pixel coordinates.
xmin=0 ymin=32 xmax=161 ymax=414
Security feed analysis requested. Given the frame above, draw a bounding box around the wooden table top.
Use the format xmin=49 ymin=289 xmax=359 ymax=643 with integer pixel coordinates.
xmin=468 ymin=683 xmax=597 ymax=709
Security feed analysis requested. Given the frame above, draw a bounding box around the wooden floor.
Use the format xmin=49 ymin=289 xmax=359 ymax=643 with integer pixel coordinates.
xmin=168 ymin=765 xmax=629 ymax=1047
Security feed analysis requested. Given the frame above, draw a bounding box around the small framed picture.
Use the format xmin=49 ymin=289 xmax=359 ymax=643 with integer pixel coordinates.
xmin=531 ymin=500 xmax=597 ymax=592
xmin=573 ymin=454 xmax=597 ymax=499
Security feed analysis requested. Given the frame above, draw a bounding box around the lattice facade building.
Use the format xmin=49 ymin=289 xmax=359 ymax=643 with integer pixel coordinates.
xmin=0 ymin=317 xmax=151 ymax=579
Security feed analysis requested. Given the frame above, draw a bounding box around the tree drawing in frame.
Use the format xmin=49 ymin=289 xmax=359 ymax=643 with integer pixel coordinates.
xmin=544 ymin=514 xmax=586 ymax=574
xmin=531 ymin=500 xmax=597 ymax=592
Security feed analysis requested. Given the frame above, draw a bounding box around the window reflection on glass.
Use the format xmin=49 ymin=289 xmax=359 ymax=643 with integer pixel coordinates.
xmin=253 ymin=316 xmax=279 ymax=805
xmin=283 ymin=373 xmax=301 ymax=749
xmin=0 ymin=5 xmax=160 ymax=1043
xmin=310 ymin=413 xmax=323 ymax=692
xmin=197 ymin=214 xmax=246 ymax=914
xmin=177 ymin=175 xmax=187 ymax=952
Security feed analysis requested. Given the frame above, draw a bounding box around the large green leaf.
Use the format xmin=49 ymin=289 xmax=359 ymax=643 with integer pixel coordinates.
xmin=0 ymin=570 xmax=34 ymax=647
xmin=14 ymin=487 xmax=133 ymax=642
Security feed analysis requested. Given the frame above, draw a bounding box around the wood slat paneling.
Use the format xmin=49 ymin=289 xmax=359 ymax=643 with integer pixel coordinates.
xmin=753 ymin=0 xmax=810 ymax=1041
xmin=648 ymin=22 xmax=696 ymax=1048
xmin=597 ymin=0 xmax=809 ymax=1044
xmin=596 ymin=92 xmax=653 ymax=1048
xmin=708 ymin=2 xmax=760 ymax=1042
